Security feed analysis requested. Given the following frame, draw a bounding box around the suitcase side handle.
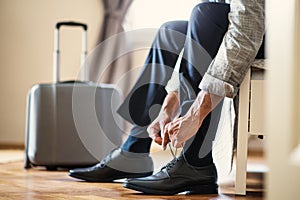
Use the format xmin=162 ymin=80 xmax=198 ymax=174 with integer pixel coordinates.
xmin=53 ymin=21 xmax=88 ymax=83
xmin=59 ymin=80 xmax=90 ymax=84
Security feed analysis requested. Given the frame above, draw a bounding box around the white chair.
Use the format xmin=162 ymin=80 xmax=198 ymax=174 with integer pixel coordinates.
xmin=235 ymin=60 xmax=266 ymax=195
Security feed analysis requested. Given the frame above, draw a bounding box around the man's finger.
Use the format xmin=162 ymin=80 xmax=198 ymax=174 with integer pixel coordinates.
xmin=159 ymin=120 xmax=168 ymax=150
xmin=147 ymin=127 xmax=156 ymax=139
xmin=148 ymin=127 xmax=163 ymax=145
xmin=162 ymin=131 xmax=170 ymax=150
xmin=159 ymin=120 xmax=166 ymax=135
xmin=154 ymin=136 xmax=162 ymax=145
xmin=152 ymin=132 xmax=163 ymax=145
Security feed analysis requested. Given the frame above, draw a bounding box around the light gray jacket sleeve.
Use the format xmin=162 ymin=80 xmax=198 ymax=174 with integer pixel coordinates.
xmin=199 ymin=0 xmax=265 ymax=98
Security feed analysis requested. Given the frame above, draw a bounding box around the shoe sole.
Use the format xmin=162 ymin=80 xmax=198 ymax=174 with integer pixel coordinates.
xmin=123 ymin=182 xmax=218 ymax=195
xmin=69 ymin=172 xmax=153 ymax=182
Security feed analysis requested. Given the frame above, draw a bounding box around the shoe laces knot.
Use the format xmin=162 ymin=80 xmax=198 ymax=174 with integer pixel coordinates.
xmin=163 ymin=158 xmax=179 ymax=171
xmin=162 ymin=143 xmax=188 ymax=171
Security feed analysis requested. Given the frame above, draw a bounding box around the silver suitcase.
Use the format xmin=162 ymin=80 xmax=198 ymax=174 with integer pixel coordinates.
xmin=24 ymin=22 xmax=123 ymax=170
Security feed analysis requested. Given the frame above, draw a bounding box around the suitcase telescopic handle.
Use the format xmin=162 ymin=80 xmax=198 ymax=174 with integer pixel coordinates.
xmin=53 ymin=21 xmax=88 ymax=83
xmin=56 ymin=21 xmax=87 ymax=30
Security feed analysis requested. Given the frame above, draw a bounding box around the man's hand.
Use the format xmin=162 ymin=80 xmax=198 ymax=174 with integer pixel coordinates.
xmin=164 ymin=90 xmax=223 ymax=148
xmin=147 ymin=91 xmax=179 ymax=150
xmin=164 ymin=114 xmax=201 ymax=148
xmin=147 ymin=113 xmax=172 ymax=150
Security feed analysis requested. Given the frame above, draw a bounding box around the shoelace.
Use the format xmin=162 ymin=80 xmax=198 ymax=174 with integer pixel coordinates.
xmin=169 ymin=143 xmax=178 ymax=159
xmin=162 ymin=142 xmax=191 ymax=171
xmin=163 ymin=157 xmax=178 ymax=171
xmin=169 ymin=142 xmax=189 ymax=161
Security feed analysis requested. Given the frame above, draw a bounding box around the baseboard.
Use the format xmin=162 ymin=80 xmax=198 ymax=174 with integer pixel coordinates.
xmin=248 ymin=149 xmax=264 ymax=157
xmin=0 ymin=143 xmax=24 ymax=150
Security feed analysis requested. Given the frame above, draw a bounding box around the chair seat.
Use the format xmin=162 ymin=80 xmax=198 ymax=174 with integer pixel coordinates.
xmin=251 ymin=68 xmax=265 ymax=80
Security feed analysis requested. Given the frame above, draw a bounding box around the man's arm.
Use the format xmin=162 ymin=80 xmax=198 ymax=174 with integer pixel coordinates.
xmin=166 ymin=0 xmax=265 ymax=147
xmin=200 ymin=0 xmax=265 ymax=98
xmin=147 ymin=91 xmax=180 ymax=150
xmin=165 ymin=90 xmax=223 ymax=148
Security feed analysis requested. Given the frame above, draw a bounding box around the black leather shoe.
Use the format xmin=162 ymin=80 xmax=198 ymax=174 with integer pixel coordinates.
xmin=69 ymin=148 xmax=153 ymax=182
xmin=123 ymin=156 xmax=218 ymax=195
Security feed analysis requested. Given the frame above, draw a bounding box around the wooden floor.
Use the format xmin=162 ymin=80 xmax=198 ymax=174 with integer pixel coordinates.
xmin=0 ymin=151 xmax=265 ymax=200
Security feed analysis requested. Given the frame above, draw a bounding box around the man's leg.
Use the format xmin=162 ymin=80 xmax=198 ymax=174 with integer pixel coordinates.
xmin=119 ymin=21 xmax=188 ymax=153
xmin=69 ymin=21 xmax=189 ymax=182
xmin=179 ymin=1 xmax=231 ymax=168
xmin=124 ymin=2 xmax=231 ymax=194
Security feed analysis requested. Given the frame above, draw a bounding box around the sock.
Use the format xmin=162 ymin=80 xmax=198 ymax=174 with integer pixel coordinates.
xmin=121 ymin=125 xmax=152 ymax=153
xmin=182 ymin=112 xmax=215 ymax=167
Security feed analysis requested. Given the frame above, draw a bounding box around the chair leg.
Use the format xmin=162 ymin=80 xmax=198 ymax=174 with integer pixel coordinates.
xmin=235 ymin=70 xmax=251 ymax=195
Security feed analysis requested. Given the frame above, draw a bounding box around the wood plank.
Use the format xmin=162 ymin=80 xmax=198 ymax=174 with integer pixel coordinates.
xmin=0 ymin=161 xmax=264 ymax=200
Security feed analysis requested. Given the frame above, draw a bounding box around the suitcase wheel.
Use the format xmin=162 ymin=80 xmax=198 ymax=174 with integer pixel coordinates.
xmin=24 ymin=153 xmax=31 ymax=169
xmin=46 ymin=166 xmax=58 ymax=171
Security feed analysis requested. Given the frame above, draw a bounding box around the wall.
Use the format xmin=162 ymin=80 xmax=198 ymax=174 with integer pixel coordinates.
xmin=266 ymin=0 xmax=300 ymax=199
xmin=0 ymin=0 xmax=232 ymax=146
xmin=124 ymin=0 xmax=200 ymax=93
xmin=0 ymin=0 xmax=102 ymax=145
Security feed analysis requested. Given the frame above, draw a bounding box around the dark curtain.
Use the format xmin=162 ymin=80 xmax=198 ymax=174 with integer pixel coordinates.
xmin=88 ymin=0 xmax=133 ymax=86
xmin=208 ymin=0 xmax=226 ymax=2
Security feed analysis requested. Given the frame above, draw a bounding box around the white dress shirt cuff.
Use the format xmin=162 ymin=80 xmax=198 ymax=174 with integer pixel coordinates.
xmin=199 ymin=73 xmax=236 ymax=98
